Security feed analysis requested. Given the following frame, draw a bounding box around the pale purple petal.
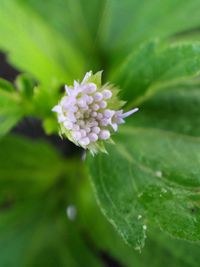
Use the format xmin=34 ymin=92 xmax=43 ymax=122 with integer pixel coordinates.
xmin=81 ymin=71 xmax=92 ymax=84
xmin=110 ymin=123 xmax=118 ymax=132
xmin=121 ymin=108 xmax=139 ymax=118
xmin=58 ymin=114 xmax=66 ymax=122
xmin=74 ymin=80 xmax=79 ymax=88
xmin=52 ymin=105 xmax=62 ymax=113
xmin=65 ymin=85 xmax=73 ymax=96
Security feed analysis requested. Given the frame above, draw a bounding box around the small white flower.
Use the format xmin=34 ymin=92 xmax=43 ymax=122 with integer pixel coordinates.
xmin=52 ymin=71 xmax=138 ymax=154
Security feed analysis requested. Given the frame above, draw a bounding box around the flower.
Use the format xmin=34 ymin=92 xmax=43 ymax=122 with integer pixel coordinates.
xmin=52 ymin=71 xmax=138 ymax=154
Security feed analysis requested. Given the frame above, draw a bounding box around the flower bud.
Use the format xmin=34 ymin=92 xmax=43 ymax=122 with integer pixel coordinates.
xmin=52 ymin=71 xmax=138 ymax=154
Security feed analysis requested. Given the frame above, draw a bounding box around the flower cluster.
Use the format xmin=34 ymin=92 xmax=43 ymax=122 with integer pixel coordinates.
xmin=52 ymin=71 xmax=138 ymax=154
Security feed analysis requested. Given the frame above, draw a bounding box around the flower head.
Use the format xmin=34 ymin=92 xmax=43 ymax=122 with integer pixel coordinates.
xmin=52 ymin=71 xmax=138 ymax=154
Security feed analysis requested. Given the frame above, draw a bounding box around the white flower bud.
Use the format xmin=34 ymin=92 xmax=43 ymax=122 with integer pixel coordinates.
xmin=102 ymin=89 xmax=112 ymax=99
xmin=88 ymin=121 xmax=98 ymax=127
xmin=99 ymin=101 xmax=107 ymax=109
xmin=64 ymin=121 xmax=73 ymax=130
xmin=75 ymin=111 xmax=82 ymax=119
xmin=52 ymin=71 xmax=138 ymax=154
xmin=87 ymin=96 xmax=93 ymax=104
xmin=94 ymin=92 xmax=103 ymax=101
xmin=100 ymin=118 xmax=109 ymax=126
xmin=80 ymin=129 xmax=86 ymax=137
xmin=92 ymin=126 xmax=100 ymax=134
xmin=79 ymin=120 xmax=85 ymax=127
xmin=99 ymin=130 xmax=110 ymax=140
xmin=67 ymin=112 xmax=76 ymax=123
xmin=77 ymin=99 xmax=87 ymax=108
xmin=73 ymin=124 xmax=80 ymax=131
xmin=97 ymin=113 xmax=103 ymax=120
xmin=72 ymin=131 xmax=82 ymax=140
xmin=86 ymin=83 xmax=97 ymax=93
xmin=89 ymin=133 xmax=98 ymax=142
xmin=104 ymin=109 xmax=114 ymax=118
xmin=85 ymin=127 xmax=91 ymax=133
xmin=61 ymin=96 xmax=76 ymax=109
xmin=79 ymin=137 xmax=90 ymax=146
xmin=92 ymin=104 xmax=99 ymax=111
xmin=92 ymin=111 xmax=97 ymax=117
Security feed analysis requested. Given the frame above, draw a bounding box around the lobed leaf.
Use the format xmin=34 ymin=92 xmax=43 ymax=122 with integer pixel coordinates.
xmin=88 ymin=126 xmax=200 ymax=249
xmin=77 ymin=176 xmax=200 ymax=267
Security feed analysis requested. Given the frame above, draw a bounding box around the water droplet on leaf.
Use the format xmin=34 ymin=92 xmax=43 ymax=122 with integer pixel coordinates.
xmin=143 ymin=225 xmax=147 ymax=230
xmin=66 ymin=205 xmax=77 ymax=221
xmin=155 ymin=170 xmax=162 ymax=178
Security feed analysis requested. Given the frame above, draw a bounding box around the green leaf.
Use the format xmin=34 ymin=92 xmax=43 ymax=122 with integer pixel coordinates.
xmin=0 ymin=134 xmax=65 ymax=194
xmin=132 ymin=81 xmax=200 ymax=137
xmin=111 ymin=40 xmax=200 ymax=105
xmin=42 ymin=117 xmax=59 ymax=135
xmin=149 ymin=230 xmax=200 ymax=267
xmin=0 ymin=196 xmax=104 ymax=267
xmin=99 ymin=0 xmax=200 ymax=53
xmin=0 ymin=86 xmax=24 ymax=137
xmin=0 ymin=79 xmax=14 ymax=92
xmin=88 ymin=126 xmax=200 ymax=249
xmin=20 ymin=0 xmax=105 ymax=65
xmin=77 ymin=175 xmax=200 ymax=267
xmin=15 ymin=73 xmax=35 ymax=99
xmin=31 ymin=85 xmax=60 ymax=118
xmin=0 ymin=134 xmax=104 ymax=267
xmin=0 ymin=0 xmax=86 ymax=88
xmin=0 ymin=75 xmax=52 ymax=137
